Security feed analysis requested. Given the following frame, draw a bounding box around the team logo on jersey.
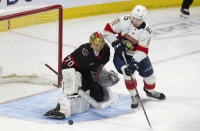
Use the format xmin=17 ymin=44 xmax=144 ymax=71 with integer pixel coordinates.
xmin=82 ymin=48 xmax=89 ymax=56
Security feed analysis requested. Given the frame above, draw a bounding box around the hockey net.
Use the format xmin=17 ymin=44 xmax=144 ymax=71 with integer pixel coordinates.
xmin=0 ymin=5 xmax=63 ymax=87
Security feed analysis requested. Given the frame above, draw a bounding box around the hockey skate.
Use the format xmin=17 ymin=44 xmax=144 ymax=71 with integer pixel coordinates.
xmin=180 ymin=8 xmax=190 ymax=18
xmin=144 ymin=87 xmax=165 ymax=100
xmin=131 ymin=95 xmax=138 ymax=109
xmin=43 ymin=103 xmax=65 ymax=120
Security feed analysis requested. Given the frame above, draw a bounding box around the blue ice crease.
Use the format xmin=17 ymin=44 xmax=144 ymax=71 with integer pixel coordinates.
xmin=0 ymin=89 xmax=132 ymax=124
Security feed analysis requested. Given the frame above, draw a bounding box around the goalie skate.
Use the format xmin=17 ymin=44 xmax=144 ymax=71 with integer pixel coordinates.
xmin=43 ymin=104 xmax=65 ymax=120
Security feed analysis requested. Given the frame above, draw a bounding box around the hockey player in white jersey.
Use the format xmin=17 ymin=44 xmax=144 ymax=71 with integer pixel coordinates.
xmin=103 ymin=5 xmax=166 ymax=109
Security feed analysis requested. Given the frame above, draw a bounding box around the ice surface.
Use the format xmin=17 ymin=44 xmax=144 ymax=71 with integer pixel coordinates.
xmin=0 ymin=7 xmax=200 ymax=131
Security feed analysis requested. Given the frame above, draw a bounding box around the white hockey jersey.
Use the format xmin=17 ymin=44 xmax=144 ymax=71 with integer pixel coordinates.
xmin=103 ymin=15 xmax=152 ymax=62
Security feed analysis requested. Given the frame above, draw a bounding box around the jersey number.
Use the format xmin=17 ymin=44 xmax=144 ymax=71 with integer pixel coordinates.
xmin=146 ymin=26 xmax=152 ymax=34
xmin=124 ymin=16 xmax=131 ymax=20
xmin=65 ymin=56 xmax=74 ymax=67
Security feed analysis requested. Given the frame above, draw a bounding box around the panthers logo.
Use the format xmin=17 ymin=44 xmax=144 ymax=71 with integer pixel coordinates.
xmin=123 ymin=40 xmax=134 ymax=50
xmin=123 ymin=34 xmax=138 ymax=51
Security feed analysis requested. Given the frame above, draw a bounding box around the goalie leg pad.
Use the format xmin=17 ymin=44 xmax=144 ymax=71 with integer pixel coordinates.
xmin=59 ymin=95 xmax=90 ymax=118
xmin=58 ymin=97 xmax=71 ymax=118
xmin=44 ymin=95 xmax=90 ymax=119
xmin=70 ymin=95 xmax=90 ymax=115
xmin=62 ymin=68 xmax=82 ymax=95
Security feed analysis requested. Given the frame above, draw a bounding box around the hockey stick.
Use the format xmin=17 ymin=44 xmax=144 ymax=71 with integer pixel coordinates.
xmin=41 ymin=62 xmax=63 ymax=88
xmin=78 ymin=89 xmax=120 ymax=109
xmin=122 ymin=51 xmax=152 ymax=128
xmin=44 ymin=63 xmax=59 ymax=76
xmin=42 ymin=62 xmax=120 ymax=109
xmin=41 ymin=62 xmax=63 ymax=80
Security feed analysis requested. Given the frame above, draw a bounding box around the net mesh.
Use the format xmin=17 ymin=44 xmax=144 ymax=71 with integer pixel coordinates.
xmin=0 ymin=5 xmax=62 ymax=86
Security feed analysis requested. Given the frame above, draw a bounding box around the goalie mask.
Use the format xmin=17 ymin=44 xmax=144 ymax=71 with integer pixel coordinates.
xmin=90 ymin=31 xmax=105 ymax=53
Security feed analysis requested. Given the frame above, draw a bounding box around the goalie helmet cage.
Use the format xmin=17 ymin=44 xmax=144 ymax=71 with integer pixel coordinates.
xmin=0 ymin=5 xmax=63 ymax=87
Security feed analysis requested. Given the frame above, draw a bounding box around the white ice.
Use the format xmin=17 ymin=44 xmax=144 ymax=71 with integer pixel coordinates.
xmin=0 ymin=7 xmax=200 ymax=131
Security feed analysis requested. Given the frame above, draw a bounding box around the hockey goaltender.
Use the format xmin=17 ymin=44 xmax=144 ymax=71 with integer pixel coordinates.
xmin=44 ymin=31 xmax=120 ymax=119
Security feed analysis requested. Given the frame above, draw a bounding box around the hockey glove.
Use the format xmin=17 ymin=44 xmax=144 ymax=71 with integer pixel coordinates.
xmin=124 ymin=61 xmax=138 ymax=76
xmin=111 ymin=39 xmax=127 ymax=55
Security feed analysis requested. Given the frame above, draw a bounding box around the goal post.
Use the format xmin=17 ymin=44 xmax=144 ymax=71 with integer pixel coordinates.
xmin=0 ymin=5 xmax=63 ymax=87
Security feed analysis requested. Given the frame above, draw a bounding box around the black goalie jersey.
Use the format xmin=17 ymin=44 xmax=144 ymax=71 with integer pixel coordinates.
xmin=62 ymin=43 xmax=110 ymax=101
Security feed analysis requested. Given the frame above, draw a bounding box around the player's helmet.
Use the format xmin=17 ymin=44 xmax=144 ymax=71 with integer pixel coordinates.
xmin=89 ymin=31 xmax=105 ymax=52
xmin=131 ymin=5 xmax=147 ymax=20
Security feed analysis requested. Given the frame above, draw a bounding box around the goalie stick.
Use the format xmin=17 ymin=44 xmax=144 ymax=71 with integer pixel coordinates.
xmin=42 ymin=62 xmax=120 ymax=109
xmin=78 ymin=89 xmax=120 ymax=109
xmin=43 ymin=63 xmax=63 ymax=80
xmin=41 ymin=61 xmax=63 ymax=88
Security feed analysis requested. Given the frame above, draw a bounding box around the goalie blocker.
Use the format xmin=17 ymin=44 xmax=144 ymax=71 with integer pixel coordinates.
xmin=44 ymin=68 xmax=119 ymax=119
